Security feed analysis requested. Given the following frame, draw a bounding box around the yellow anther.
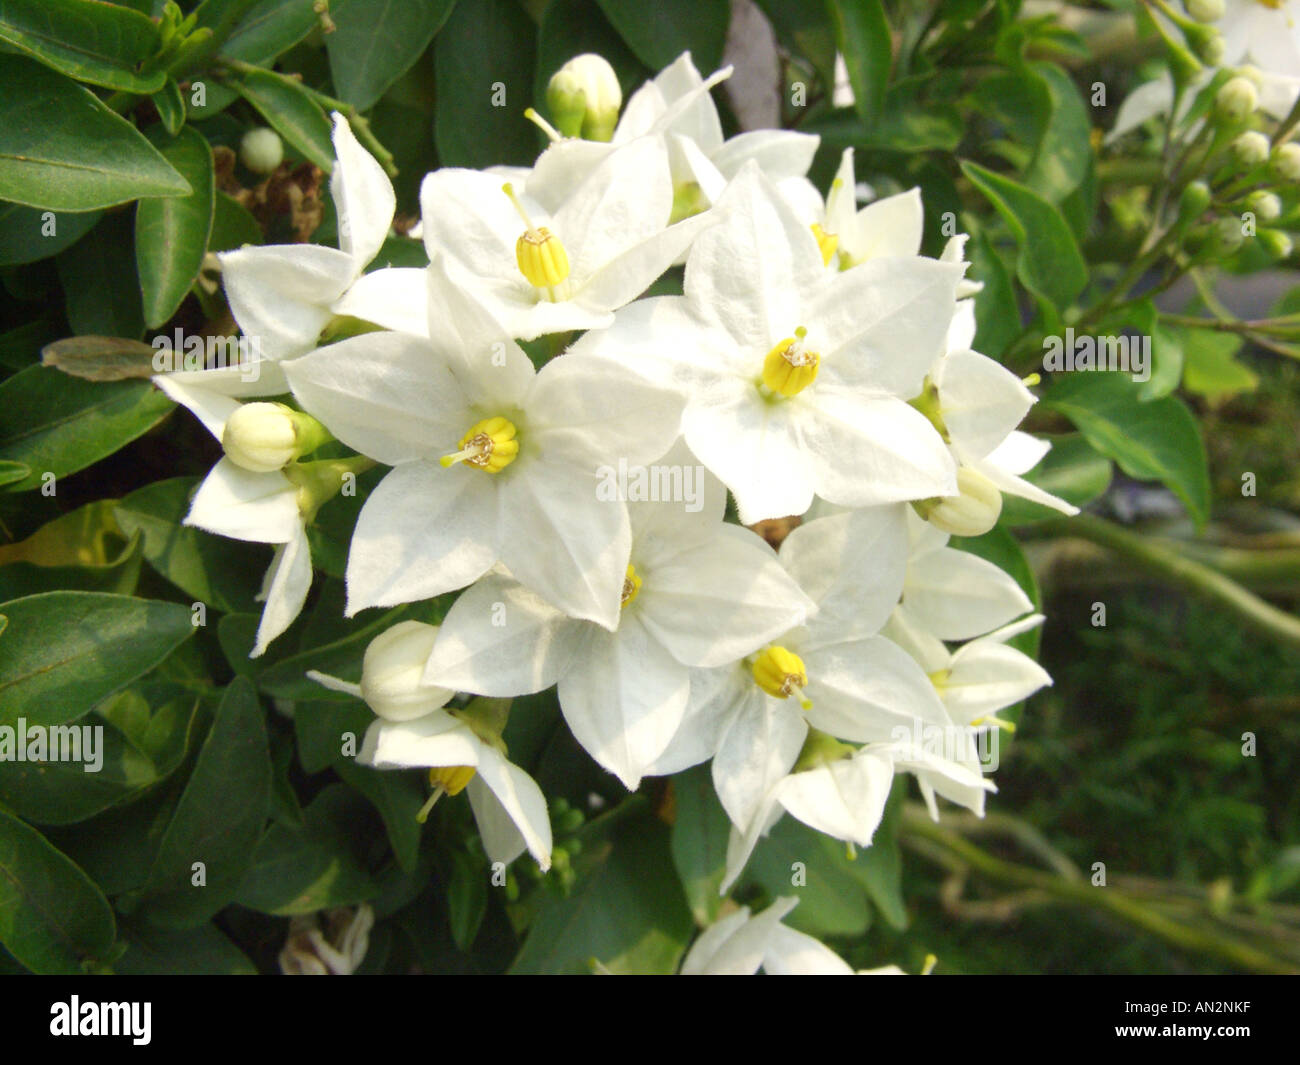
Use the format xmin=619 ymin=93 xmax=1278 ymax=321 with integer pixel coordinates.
xmin=416 ymin=765 xmax=476 ymax=822
xmin=752 ymin=645 xmax=812 ymax=709
xmin=504 ymin=182 xmax=570 ymax=291
xmin=811 ymin=223 xmax=839 ymax=267
xmin=440 ymin=416 xmax=519 ymax=474
xmin=620 ymin=563 xmax=642 ymax=608
xmin=760 ymin=327 xmax=819 ymax=398
xmin=1021 ymin=372 xmax=1042 ymax=388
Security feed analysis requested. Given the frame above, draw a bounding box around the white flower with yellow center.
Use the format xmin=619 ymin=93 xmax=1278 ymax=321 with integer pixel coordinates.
xmin=779 ymin=148 xmax=924 ymax=270
xmin=647 ymin=508 xmax=953 ymax=837
xmin=571 ymin=164 xmax=963 ymax=524
xmin=418 ymin=134 xmax=708 ymax=341
xmin=282 ymin=257 xmax=682 ymax=628
xmin=420 ymin=449 xmax=815 ymax=789
xmin=308 ymin=621 xmax=552 ymax=871
xmin=150 ymin=377 xmax=346 ymax=658
xmin=207 ymin=113 xmax=425 ymax=401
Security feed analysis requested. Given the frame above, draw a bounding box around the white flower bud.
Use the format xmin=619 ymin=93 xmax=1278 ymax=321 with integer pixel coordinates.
xmin=547 ymin=53 xmax=622 ymax=141
xmin=1212 ymin=215 xmax=1245 ymax=252
xmin=1231 ymin=131 xmax=1271 ymax=168
xmin=915 ymin=468 xmax=1003 ymax=538
xmin=360 ymin=621 xmax=454 ymax=721
xmin=1215 ymin=76 xmax=1258 ymax=122
xmin=1185 ymin=0 xmax=1224 ymax=22
xmin=1271 ymin=142 xmax=1300 ymax=183
xmin=240 ymin=127 xmax=284 ymax=174
xmin=223 ymin=403 xmax=308 ymax=472
xmin=1259 ymin=229 xmax=1294 ymax=259
xmin=1246 ymin=190 xmax=1282 ymax=222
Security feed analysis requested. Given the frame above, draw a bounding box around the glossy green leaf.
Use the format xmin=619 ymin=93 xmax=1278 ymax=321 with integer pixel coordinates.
xmin=0 ymin=55 xmax=191 ymax=210
xmin=327 ymin=0 xmax=454 ymax=112
xmin=114 ymin=921 xmax=256 ymax=974
xmin=1022 ymin=61 xmax=1091 ymax=204
xmin=0 ymin=0 xmax=165 ymax=93
xmin=0 ymin=498 xmax=142 ymax=598
xmin=1177 ymin=326 xmax=1256 ymax=402
xmin=1042 ymin=372 xmax=1210 ymax=528
xmin=56 ymin=208 xmax=144 ymax=340
xmin=434 ymin=0 xmax=538 ymax=169
xmin=0 ymin=808 xmax=116 ymax=973
xmin=970 ymin=226 xmax=1020 ymax=359
xmin=115 ymin=477 xmax=266 ymax=614
xmin=0 ymin=591 xmax=195 ymax=728
xmin=336 ymin=761 xmax=422 ymax=872
xmin=227 ymin=65 xmax=334 ymax=172
xmin=0 ymin=367 xmax=174 ymax=493
xmin=828 ymin=0 xmax=891 ymax=123
xmin=446 ymin=850 xmax=487 ymax=952
xmin=40 ymin=335 xmax=159 ymax=381
xmin=208 ymin=190 xmax=262 ymax=252
xmin=669 ymin=763 xmax=729 ymax=925
xmin=594 ymin=0 xmax=729 ymax=73
xmin=0 ymin=203 xmax=101 ymax=267
xmin=142 ymin=676 xmax=271 ymax=928
xmin=225 ymin=0 xmax=322 ymax=63
xmin=151 ymin=77 xmax=186 ymax=136
xmin=960 ymin=160 xmax=1088 ymax=312
xmin=511 ymin=813 xmax=694 ymax=974
xmin=136 ymin=127 xmax=215 ymax=329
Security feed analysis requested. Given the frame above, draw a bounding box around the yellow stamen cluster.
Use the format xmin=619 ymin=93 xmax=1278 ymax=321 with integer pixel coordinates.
xmin=752 ymin=645 xmax=812 ymax=709
xmin=504 ymin=182 xmax=570 ymax=291
xmin=620 ymin=563 xmax=642 ymax=608
xmin=440 ymin=416 xmax=519 ymax=474
xmin=811 ymin=223 xmax=839 ymax=267
xmin=761 ymin=327 xmax=819 ymax=397
xmin=430 ymin=765 xmax=476 ymax=796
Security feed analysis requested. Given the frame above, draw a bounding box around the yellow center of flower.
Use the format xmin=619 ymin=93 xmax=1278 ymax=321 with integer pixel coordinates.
xmin=620 ymin=563 xmax=642 ymax=608
xmin=1255 ymin=0 xmax=1284 ymax=9
xmin=416 ymin=765 xmax=477 ymax=822
xmin=811 ymin=223 xmax=839 ymax=267
xmin=761 ymin=327 xmax=820 ymax=397
xmin=440 ymin=416 xmax=519 ymax=474
xmin=504 ymin=182 xmax=570 ymax=294
xmin=752 ymin=645 xmax=812 ymax=709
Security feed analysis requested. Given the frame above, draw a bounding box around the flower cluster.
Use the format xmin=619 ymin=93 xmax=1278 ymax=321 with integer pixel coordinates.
xmin=155 ymin=52 xmax=1074 ymax=962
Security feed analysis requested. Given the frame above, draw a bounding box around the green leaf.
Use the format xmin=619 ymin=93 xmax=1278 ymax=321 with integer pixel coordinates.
xmin=327 ymin=0 xmax=454 ymax=112
xmin=511 ymin=812 xmax=694 ymax=973
xmin=151 ymin=77 xmax=186 ymax=136
xmin=446 ymin=850 xmax=487 ymax=952
xmin=208 ymin=189 xmax=263 ymax=252
xmin=1122 ymin=299 xmax=1182 ymax=401
xmin=56 ymin=209 xmax=144 ymax=339
xmin=41 ymin=335 xmax=159 ymax=381
xmin=293 ymin=699 xmax=374 ymax=773
xmin=0 ymin=498 xmax=142 ymax=598
xmin=0 ymin=54 xmax=191 ymax=210
xmin=970 ymin=226 xmax=1019 ymax=359
xmin=0 ymin=367 xmax=174 ymax=493
xmin=0 ymin=591 xmax=195 ymax=728
xmin=0 ymin=203 xmax=101 ymax=266
xmin=0 ymin=461 xmax=28 ymax=487
xmin=225 ymin=0 xmax=323 ymax=63
xmin=1000 ymin=433 xmax=1113 ymax=525
xmin=828 ymin=0 xmax=891 ymax=123
xmin=669 ymin=763 xmax=729 ymax=925
xmin=1021 ymin=61 xmax=1091 ymax=204
xmin=235 ymin=784 xmax=379 ymax=915
xmin=434 ymin=0 xmax=539 ymax=169
xmin=136 ymin=127 xmax=215 ymax=329
xmin=141 ymin=677 xmax=271 ymax=928
xmin=594 ymin=0 xmax=729 ymax=72
xmin=227 ymin=65 xmax=334 ymax=172
xmin=960 ymin=160 xmax=1088 ymax=312
xmin=1042 ymin=372 xmax=1211 ymax=528
xmin=0 ymin=807 xmax=116 ymax=973
xmin=534 ymin=0 xmax=647 ymax=112
xmin=0 ymin=0 xmax=165 ymax=93
xmin=115 ymin=477 xmax=267 ymax=614
xmin=0 ymin=316 xmax=60 ymax=371
xmin=1177 ymin=326 xmax=1256 ymax=402
xmin=839 ymin=785 xmax=907 ymax=930
xmin=114 ymin=921 xmax=256 ymax=974
xmin=336 ymin=761 xmax=422 ymax=872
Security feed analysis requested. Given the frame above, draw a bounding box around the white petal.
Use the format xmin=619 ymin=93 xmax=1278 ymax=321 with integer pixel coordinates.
xmin=642 ymin=665 xmax=745 ymax=777
xmin=774 ymin=750 xmax=894 ymax=846
xmin=345 ymin=462 xmax=498 ymax=615
xmin=423 ymin=573 xmax=582 ymax=696
xmin=252 ymin=525 xmax=312 ymax=657
xmin=557 ymin=618 xmax=690 ymax=790
xmin=937 ymin=349 xmax=1034 ymax=463
xmin=153 ymin=373 xmax=241 ymax=440
xmin=331 ymin=112 xmax=395 ymax=271
xmin=712 ymin=688 xmax=806 ymax=833
xmin=186 ymin=458 xmax=300 ymax=543
xmin=333 ymin=267 xmax=429 ymax=336
xmin=472 ymin=745 xmax=553 ymax=870
xmin=220 ymin=244 xmax=355 ymax=359
xmin=941 ymin=640 xmax=1052 ymax=725
xmin=762 ymin=924 xmax=855 ymax=975
xmin=840 ymin=188 xmax=924 ymax=265
xmin=358 ymin=711 xmax=477 ymax=769
xmin=903 ymin=546 xmax=1033 ymax=641
xmin=711 ymin=130 xmax=820 ymax=184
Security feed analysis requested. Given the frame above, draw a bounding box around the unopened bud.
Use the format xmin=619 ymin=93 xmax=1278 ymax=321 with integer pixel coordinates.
xmin=222 ymin=402 xmax=330 ymax=472
xmin=1259 ymin=229 xmax=1294 ymax=259
xmin=914 ymin=467 xmax=1003 ymax=537
xmin=361 ymin=621 xmax=455 ymax=721
xmin=1246 ymin=190 xmax=1282 ymax=222
xmin=1215 ymin=77 xmax=1258 ymax=123
xmin=546 ymin=54 xmax=622 ymax=141
xmin=1185 ymin=0 xmax=1224 ymax=23
xmin=1231 ymin=131 xmax=1271 ymax=169
xmin=1212 ymin=215 xmax=1245 ymax=253
xmin=1179 ymin=180 xmax=1211 ymax=222
xmin=239 ymin=127 xmax=284 ymax=174
xmin=1270 ymin=142 xmax=1300 ymax=183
